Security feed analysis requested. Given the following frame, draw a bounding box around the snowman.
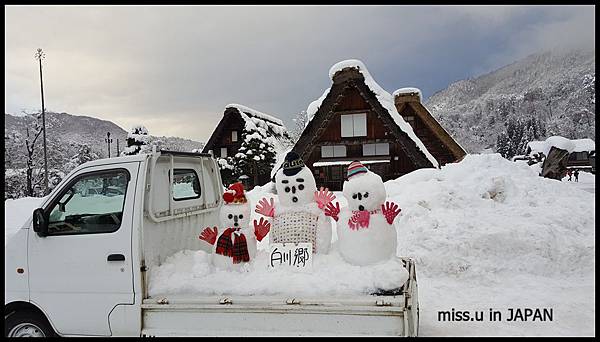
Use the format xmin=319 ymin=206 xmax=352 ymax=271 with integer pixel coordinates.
xmin=198 ymin=182 xmax=271 ymax=271
xmin=255 ymin=151 xmax=335 ymax=254
xmin=324 ymin=161 xmax=402 ymax=266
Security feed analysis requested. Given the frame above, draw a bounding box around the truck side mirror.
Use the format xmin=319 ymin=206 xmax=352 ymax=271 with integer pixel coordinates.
xmin=32 ymin=208 xmax=48 ymax=237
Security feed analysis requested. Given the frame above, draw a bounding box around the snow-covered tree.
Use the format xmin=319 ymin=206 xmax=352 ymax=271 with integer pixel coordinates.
xmin=236 ymin=136 xmax=277 ymax=186
xmin=122 ymin=125 xmax=150 ymax=156
xmin=289 ymin=110 xmax=309 ymax=144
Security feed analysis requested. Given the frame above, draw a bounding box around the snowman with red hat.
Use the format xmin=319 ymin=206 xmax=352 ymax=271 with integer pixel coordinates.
xmin=198 ymin=182 xmax=271 ymax=271
xmin=324 ymin=161 xmax=402 ymax=266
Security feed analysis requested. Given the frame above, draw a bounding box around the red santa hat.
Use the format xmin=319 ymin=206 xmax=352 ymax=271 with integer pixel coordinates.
xmin=223 ymin=182 xmax=247 ymax=204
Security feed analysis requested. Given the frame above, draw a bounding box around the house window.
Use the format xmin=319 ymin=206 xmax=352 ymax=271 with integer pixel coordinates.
xmin=330 ymin=166 xmax=342 ymax=180
xmin=363 ymin=143 xmax=390 ymax=156
xmin=231 ymin=131 xmax=238 ymax=142
xmin=321 ymin=145 xmax=347 ymax=158
xmin=221 ymin=147 xmax=228 ymax=158
xmin=341 ymin=113 xmax=367 ymax=137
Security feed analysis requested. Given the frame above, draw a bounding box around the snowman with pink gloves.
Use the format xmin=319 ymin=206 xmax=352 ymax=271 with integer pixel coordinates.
xmin=324 ymin=161 xmax=402 ymax=266
xmin=254 ymin=151 xmax=336 ymax=254
xmin=198 ymin=182 xmax=271 ymax=271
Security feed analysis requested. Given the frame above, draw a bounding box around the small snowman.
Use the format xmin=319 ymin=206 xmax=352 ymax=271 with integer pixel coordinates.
xmin=324 ymin=161 xmax=402 ymax=266
xmin=255 ymin=151 xmax=335 ymax=254
xmin=199 ymin=182 xmax=271 ymax=271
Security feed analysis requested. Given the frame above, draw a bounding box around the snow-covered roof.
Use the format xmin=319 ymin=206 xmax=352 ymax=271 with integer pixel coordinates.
xmin=226 ymin=103 xmax=284 ymax=126
xmin=392 ymin=87 xmax=422 ymax=102
xmin=527 ymin=136 xmax=595 ymax=156
xmin=305 ymin=59 xmax=439 ymax=168
xmin=224 ymin=104 xmax=292 ymax=157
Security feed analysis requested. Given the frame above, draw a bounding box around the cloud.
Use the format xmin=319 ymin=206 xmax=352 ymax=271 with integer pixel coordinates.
xmin=4 ymin=5 xmax=595 ymax=142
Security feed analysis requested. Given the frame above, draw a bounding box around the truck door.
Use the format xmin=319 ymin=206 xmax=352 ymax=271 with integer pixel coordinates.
xmin=28 ymin=162 xmax=139 ymax=336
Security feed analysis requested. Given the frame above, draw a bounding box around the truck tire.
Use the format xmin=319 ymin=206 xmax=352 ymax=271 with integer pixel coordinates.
xmin=5 ymin=310 xmax=56 ymax=337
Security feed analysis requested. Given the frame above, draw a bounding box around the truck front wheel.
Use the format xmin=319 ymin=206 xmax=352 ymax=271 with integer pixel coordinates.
xmin=5 ymin=310 xmax=56 ymax=337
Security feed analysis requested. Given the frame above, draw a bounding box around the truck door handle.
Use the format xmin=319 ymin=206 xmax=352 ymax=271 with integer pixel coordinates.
xmin=107 ymin=254 xmax=125 ymax=262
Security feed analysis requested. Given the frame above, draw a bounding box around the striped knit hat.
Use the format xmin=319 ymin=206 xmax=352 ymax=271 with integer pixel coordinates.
xmin=347 ymin=160 xmax=368 ymax=180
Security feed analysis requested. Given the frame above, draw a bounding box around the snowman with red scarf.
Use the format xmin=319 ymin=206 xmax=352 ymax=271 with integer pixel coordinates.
xmin=324 ymin=161 xmax=402 ymax=266
xmin=198 ymin=182 xmax=271 ymax=271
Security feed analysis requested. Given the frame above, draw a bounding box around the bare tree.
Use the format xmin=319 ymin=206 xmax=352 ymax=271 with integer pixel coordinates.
xmin=289 ymin=110 xmax=309 ymax=144
xmin=23 ymin=112 xmax=45 ymax=196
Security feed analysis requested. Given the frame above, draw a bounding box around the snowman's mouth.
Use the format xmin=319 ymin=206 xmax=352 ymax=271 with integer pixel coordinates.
xmin=292 ymin=196 xmax=298 ymax=203
xmin=358 ymin=205 xmax=365 ymax=211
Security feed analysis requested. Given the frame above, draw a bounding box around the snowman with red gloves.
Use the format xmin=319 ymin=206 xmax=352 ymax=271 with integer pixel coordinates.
xmin=198 ymin=182 xmax=271 ymax=271
xmin=324 ymin=161 xmax=402 ymax=266
xmin=254 ymin=151 xmax=335 ymax=254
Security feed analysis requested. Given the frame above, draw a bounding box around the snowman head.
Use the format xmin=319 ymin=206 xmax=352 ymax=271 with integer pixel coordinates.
xmin=220 ymin=182 xmax=250 ymax=228
xmin=342 ymin=161 xmax=386 ymax=212
xmin=275 ymin=151 xmax=316 ymax=206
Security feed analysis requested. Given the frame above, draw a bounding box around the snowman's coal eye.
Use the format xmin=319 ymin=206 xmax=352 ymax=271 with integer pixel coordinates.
xmin=239 ymin=214 xmax=243 ymax=219
xmin=285 ymin=187 xmax=291 ymax=193
xmin=364 ymin=192 xmax=369 ymax=198
xmin=228 ymin=214 xmax=233 ymax=219
xmin=352 ymin=194 xmax=357 ymax=199
xmin=298 ymin=184 xmax=304 ymax=190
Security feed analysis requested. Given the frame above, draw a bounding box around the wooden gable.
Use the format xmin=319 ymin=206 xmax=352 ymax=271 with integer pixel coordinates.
xmin=293 ymin=67 xmax=435 ymax=190
xmin=202 ymin=108 xmax=244 ymax=158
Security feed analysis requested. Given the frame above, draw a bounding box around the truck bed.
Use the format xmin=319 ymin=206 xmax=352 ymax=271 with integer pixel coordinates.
xmin=141 ymin=258 xmax=419 ymax=336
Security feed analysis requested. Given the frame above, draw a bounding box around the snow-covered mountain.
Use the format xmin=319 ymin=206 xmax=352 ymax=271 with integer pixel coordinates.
xmin=425 ymin=48 xmax=595 ymax=153
xmin=4 ymin=111 xmax=205 ymax=169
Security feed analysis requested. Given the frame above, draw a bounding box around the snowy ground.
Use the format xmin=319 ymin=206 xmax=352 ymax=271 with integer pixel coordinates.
xmin=4 ymin=154 xmax=595 ymax=336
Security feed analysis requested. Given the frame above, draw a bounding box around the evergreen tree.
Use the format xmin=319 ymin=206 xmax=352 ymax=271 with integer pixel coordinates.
xmin=236 ymin=136 xmax=277 ymax=186
xmin=123 ymin=125 xmax=150 ymax=156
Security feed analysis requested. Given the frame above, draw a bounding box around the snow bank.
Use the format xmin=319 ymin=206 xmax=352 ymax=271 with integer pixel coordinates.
xmin=386 ymin=153 xmax=595 ymax=278
xmin=307 ymin=59 xmax=438 ymax=168
xmin=4 ymin=196 xmax=47 ymax=245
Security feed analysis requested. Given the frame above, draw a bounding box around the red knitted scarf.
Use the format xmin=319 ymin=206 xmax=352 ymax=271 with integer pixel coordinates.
xmin=215 ymin=228 xmax=250 ymax=264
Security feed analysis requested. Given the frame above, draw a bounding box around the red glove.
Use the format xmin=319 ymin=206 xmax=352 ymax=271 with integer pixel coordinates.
xmin=314 ymin=187 xmax=336 ymax=209
xmin=199 ymin=226 xmax=218 ymax=245
xmin=324 ymin=201 xmax=340 ymax=222
xmin=254 ymin=217 xmax=271 ymax=242
xmin=255 ymin=197 xmax=275 ymax=218
xmin=381 ymin=201 xmax=401 ymax=225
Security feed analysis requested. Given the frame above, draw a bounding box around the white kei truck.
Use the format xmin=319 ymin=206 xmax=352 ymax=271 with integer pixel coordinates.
xmin=4 ymin=150 xmax=419 ymax=337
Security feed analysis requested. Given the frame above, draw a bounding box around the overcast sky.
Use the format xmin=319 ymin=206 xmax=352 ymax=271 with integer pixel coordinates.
xmin=5 ymin=5 xmax=595 ymax=142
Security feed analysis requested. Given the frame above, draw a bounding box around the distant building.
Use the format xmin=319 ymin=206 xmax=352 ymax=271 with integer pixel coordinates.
xmin=202 ymin=104 xmax=292 ymax=188
xmin=526 ymin=137 xmax=595 ymax=171
xmin=291 ymin=60 xmax=465 ymax=191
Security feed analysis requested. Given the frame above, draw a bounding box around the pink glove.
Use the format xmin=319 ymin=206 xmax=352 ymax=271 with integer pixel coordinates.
xmin=314 ymin=187 xmax=336 ymax=210
xmin=199 ymin=226 xmax=218 ymax=245
xmin=381 ymin=201 xmax=401 ymax=225
xmin=324 ymin=201 xmax=340 ymax=222
xmin=255 ymin=197 xmax=275 ymax=217
xmin=253 ymin=217 xmax=271 ymax=242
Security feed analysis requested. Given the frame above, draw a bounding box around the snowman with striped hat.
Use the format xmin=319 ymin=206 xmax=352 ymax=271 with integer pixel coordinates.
xmin=324 ymin=161 xmax=402 ymax=266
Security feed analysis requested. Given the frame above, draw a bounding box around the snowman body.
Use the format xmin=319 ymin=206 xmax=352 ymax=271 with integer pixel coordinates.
xmin=337 ymin=171 xmax=397 ymax=266
xmin=211 ymin=202 xmax=257 ymax=271
xmin=271 ymin=166 xmax=332 ymax=254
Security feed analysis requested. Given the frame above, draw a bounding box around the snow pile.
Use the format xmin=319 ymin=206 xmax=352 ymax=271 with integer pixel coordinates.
xmin=393 ymin=87 xmax=422 ymax=102
xmin=306 ymin=59 xmax=438 ymax=168
xmin=571 ymin=138 xmax=595 ymax=152
xmin=147 ymin=248 xmax=408 ymax=296
xmin=386 ymin=153 xmax=595 ymax=278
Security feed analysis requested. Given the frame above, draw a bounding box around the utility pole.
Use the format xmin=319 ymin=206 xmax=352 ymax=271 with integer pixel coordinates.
xmin=35 ymin=48 xmax=49 ymax=195
xmin=105 ymin=132 xmax=113 ymax=158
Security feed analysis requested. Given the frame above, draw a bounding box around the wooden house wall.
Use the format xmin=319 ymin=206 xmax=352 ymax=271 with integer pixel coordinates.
xmin=399 ymin=104 xmax=456 ymax=166
xmin=303 ymin=87 xmax=418 ymax=190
